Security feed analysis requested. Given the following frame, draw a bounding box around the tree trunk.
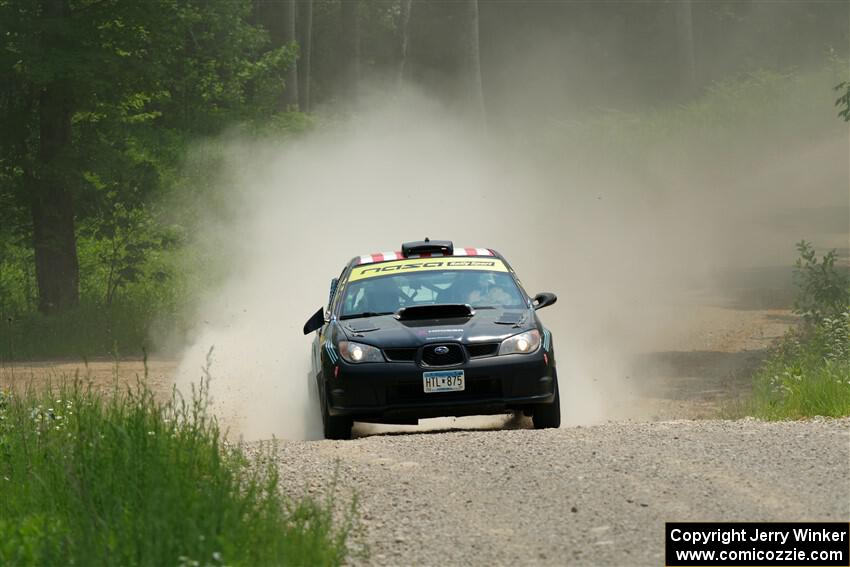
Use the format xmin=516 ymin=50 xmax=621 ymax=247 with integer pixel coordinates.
xmin=398 ymin=0 xmax=413 ymax=82
xmin=32 ymin=0 xmax=79 ymax=314
xmin=675 ymin=0 xmax=696 ymax=97
xmin=297 ymin=0 xmax=313 ymax=111
xmin=282 ymin=0 xmax=299 ymax=110
xmin=401 ymin=0 xmax=485 ymax=122
xmin=339 ymin=0 xmax=360 ymax=100
xmin=464 ymin=0 xmax=486 ymax=126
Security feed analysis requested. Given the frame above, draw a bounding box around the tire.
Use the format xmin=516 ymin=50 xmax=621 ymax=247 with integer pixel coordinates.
xmin=320 ymin=383 xmax=352 ymax=440
xmin=532 ymin=375 xmax=561 ymax=429
xmin=323 ymin=414 xmax=353 ymax=440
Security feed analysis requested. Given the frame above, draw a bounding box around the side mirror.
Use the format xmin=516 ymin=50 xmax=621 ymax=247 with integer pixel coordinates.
xmin=532 ymin=292 xmax=557 ymax=310
xmin=303 ymin=307 xmax=325 ymax=335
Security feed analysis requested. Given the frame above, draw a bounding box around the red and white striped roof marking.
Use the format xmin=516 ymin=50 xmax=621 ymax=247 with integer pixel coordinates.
xmin=358 ymin=251 xmax=402 ymax=265
xmin=355 ymin=248 xmax=493 ymax=265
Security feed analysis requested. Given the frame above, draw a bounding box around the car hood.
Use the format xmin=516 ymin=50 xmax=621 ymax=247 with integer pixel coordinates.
xmin=339 ymin=308 xmax=533 ymax=348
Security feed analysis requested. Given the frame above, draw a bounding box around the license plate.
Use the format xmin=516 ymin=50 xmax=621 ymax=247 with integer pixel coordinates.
xmin=423 ymin=370 xmax=465 ymax=393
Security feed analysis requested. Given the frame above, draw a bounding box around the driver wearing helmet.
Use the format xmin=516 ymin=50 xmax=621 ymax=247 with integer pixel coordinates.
xmin=362 ymin=276 xmax=404 ymax=313
xmin=466 ymin=273 xmax=511 ymax=307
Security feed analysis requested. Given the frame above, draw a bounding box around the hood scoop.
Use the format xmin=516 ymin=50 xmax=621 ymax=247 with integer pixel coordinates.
xmin=344 ymin=321 xmax=380 ymax=335
xmin=395 ymin=303 xmax=474 ymax=321
xmin=494 ymin=311 xmax=527 ymax=326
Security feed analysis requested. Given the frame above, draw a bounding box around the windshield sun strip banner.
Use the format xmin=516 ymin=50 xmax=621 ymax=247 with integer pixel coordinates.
xmin=348 ymin=257 xmax=509 ymax=282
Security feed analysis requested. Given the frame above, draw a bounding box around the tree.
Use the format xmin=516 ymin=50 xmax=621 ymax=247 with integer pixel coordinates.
xmin=297 ymin=0 xmax=313 ymax=111
xmin=30 ymin=0 xmax=79 ymax=313
xmin=675 ymin=0 xmax=697 ymax=97
xmin=0 ymin=0 xmax=293 ymax=314
xmin=339 ymin=0 xmax=360 ymax=99
xmin=282 ymin=0 xmax=299 ymax=110
xmin=464 ymin=0 xmax=485 ymax=126
xmin=403 ymin=0 xmax=484 ymax=121
xmin=398 ymin=0 xmax=413 ymax=81
xmin=254 ymin=0 xmax=301 ymax=110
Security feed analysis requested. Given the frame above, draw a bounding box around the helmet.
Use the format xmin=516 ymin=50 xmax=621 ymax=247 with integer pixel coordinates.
xmin=364 ymin=276 xmax=402 ymax=313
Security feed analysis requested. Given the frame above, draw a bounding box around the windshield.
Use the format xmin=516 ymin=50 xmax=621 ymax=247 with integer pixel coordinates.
xmin=339 ymin=270 xmax=527 ymax=318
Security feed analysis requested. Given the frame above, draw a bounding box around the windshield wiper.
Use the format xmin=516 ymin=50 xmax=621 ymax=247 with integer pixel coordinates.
xmin=339 ymin=311 xmax=393 ymax=320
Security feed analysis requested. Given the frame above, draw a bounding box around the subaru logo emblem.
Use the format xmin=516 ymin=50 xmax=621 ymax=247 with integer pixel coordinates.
xmin=434 ymin=346 xmax=450 ymax=355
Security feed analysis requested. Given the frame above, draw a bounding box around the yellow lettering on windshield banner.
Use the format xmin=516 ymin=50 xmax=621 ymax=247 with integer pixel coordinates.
xmin=349 ymin=258 xmax=509 ymax=282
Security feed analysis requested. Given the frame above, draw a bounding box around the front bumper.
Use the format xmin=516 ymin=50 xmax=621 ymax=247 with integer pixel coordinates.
xmin=325 ymin=350 xmax=556 ymax=421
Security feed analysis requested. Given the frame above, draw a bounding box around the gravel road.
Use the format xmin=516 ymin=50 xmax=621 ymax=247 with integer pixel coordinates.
xmin=269 ymin=418 xmax=850 ymax=566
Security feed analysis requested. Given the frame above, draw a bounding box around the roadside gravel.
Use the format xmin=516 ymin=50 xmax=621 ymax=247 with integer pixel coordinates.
xmin=263 ymin=418 xmax=850 ymax=566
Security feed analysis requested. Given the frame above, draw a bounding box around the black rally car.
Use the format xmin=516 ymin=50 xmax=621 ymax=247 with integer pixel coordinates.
xmin=303 ymin=239 xmax=559 ymax=439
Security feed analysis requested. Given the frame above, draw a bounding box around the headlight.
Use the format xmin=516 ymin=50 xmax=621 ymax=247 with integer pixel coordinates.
xmin=498 ymin=330 xmax=541 ymax=355
xmin=338 ymin=341 xmax=383 ymax=363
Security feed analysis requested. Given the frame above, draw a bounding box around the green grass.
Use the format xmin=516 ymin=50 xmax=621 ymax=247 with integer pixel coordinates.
xmin=738 ymin=357 xmax=850 ymax=420
xmin=0 ymin=372 xmax=355 ymax=566
xmin=0 ymin=301 xmax=156 ymax=360
xmin=727 ymin=311 xmax=850 ymax=420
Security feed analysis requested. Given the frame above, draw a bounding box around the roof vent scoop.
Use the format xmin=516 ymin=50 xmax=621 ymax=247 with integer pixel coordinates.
xmin=401 ymin=238 xmax=453 ymax=257
xmin=395 ymin=303 xmax=473 ymax=321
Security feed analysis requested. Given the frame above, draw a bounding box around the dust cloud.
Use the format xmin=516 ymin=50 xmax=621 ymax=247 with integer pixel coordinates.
xmin=173 ymin=81 xmax=848 ymax=440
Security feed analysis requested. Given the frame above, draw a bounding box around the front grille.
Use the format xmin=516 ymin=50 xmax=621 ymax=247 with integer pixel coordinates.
xmin=420 ymin=343 xmax=464 ymax=366
xmin=383 ymin=348 xmax=417 ymax=362
xmin=465 ymin=343 xmax=499 ymax=358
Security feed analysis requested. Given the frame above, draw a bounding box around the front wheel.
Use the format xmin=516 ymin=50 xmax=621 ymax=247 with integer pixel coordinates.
xmin=323 ymin=414 xmax=353 ymax=440
xmin=532 ymin=376 xmax=561 ymax=429
xmin=320 ymin=383 xmax=352 ymax=440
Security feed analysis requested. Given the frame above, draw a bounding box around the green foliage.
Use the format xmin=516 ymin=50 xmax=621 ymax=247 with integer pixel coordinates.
xmin=0 ymin=0 xmax=300 ymax=321
xmin=78 ymin=202 xmax=181 ymax=307
xmin=0 ymin=376 xmax=354 ymax=566
xmin=0 ymin=241 xmax=36 ymax=315
xmin=732 ymin=310 xmax=850 ymax=420
xmin=0 ymin=222 xmax=185 ymax=359
xmin=835 ymin=81 xmax=850 ymax=121
xmin=729 ymin=242 xmax=850 ymax=420
xmin=0 ymin=0 xmax=321 ymax=359
xmin=792 ymin=240 xmax=850 ymax=323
